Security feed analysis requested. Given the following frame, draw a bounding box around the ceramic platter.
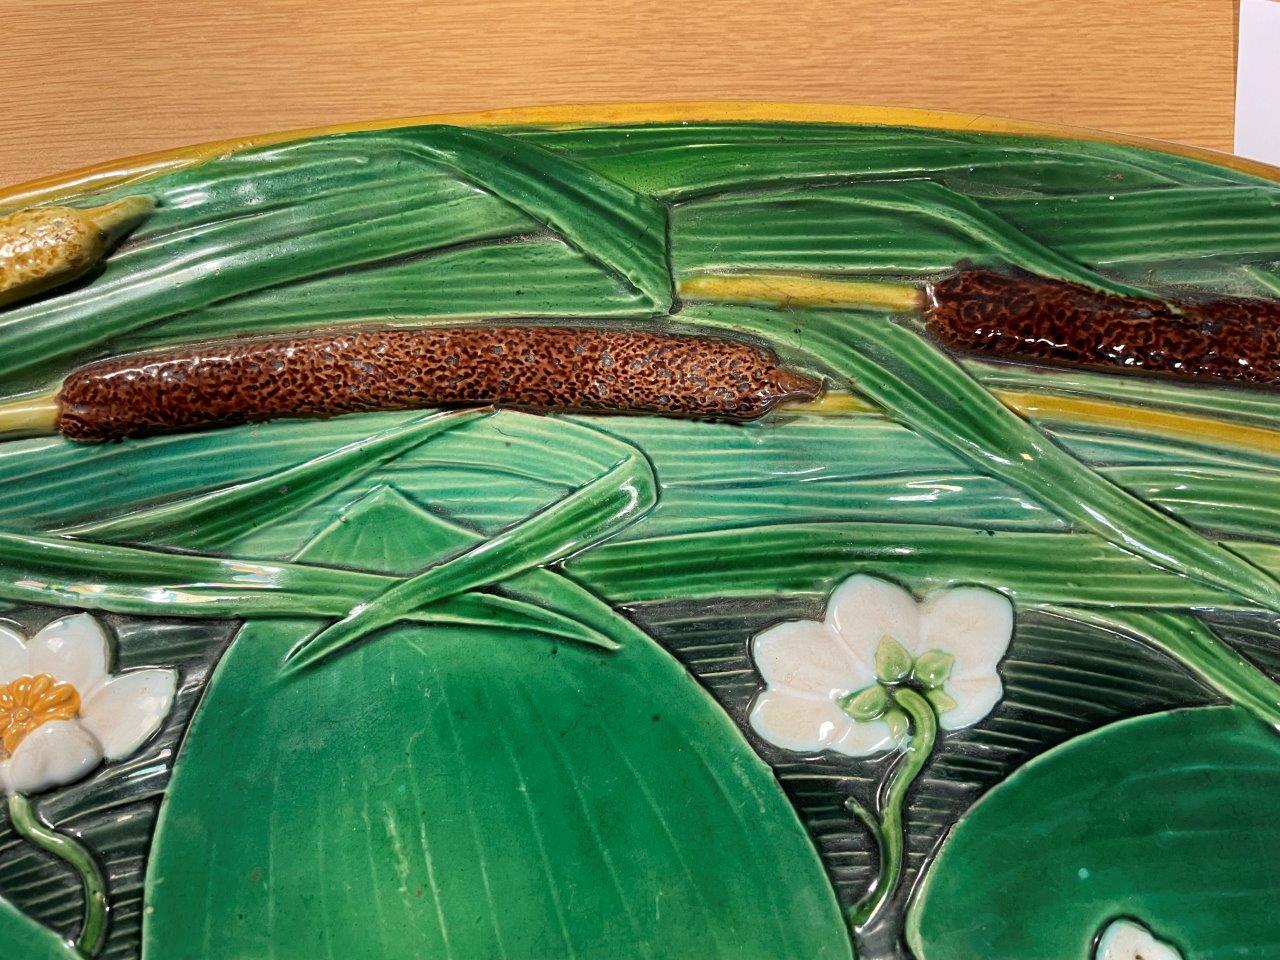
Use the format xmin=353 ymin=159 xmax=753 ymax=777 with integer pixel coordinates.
xmin=2 ymin=103 xmax=1280 ymax=960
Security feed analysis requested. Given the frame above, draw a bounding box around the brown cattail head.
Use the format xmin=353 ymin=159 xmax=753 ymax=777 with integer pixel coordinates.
xmin=57 ymin=325 xmax=822 ymax=441
xmin=0 ymin=197 xmax=154 ymax=308
xmin=927 ymin=269 xmax=1280 ymax=387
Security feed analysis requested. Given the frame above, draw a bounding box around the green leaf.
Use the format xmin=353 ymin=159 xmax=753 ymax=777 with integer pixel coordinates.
xmin=11 ymin=516 xmax=1279 ymax=628
xmin=675 ymin=182 xmax=1280 ymax=293
xmin=843 ymin=684 xmax=889 ymax=721
xmin=0 ymin=524 xmax=610 ymax=651
xmin=16 ymin=402 xmax=1280 ymax=548
xmin=284 ymin=419 xmax=658 ymax=670
xmin=133 ymin=238 xmax=652 ymax=345
xmin=56 ymin=408 xmax=491 ymax=548
xmin=567 ymin=521 xmax=1273 ymax=609
xmin=875 ymin=635 xmax=913 ymax=682
xmin=882 ymin=708 xmax=909 ymax=744
xmin=0 ymin=896 xmax=80 ymax=960
xmin=986 ymin=187 xmax=1280 ymax=265
xmin=907 ymin=706 xmax=1280 ymax=960
xmin=683 ymin=306 xmax=1280 ymax=614
xmin=512 ymin=122 xmax=1236 ymax=198
xmin=0 ymin=527 xmax=388 ymax=616
xmin=675 ymin=181 xmax=1161 ymax=298
xmin=601 ymin=414 xmax=1280 ymax=538
xmin=144 ymin=483 xmax=851 ymax=960
xmin=398 ymin=125 xmax=673 ymax=309
xmin=968 ymin=359 xmax=1280 ymax=436
xmin=341 ymin=484 xmax=647 ymax=655
xmin=924 ymin=689 xmax=957 ymax=714
xmin=913 ymin=650 xmax=955 ymax=689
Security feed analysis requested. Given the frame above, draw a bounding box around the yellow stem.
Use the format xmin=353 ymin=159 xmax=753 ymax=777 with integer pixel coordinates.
xmin=680 ymin=273 xmax=922 ymax=312
xmin=995 ymin=390 xmax=1280 ymax=458
xmin=85 ymin=195 xmax=155 ymax=240
xmin=0 ymin=391 xmax=59 ymax=437
xmin=785 ymin=387 xmax=1280 ymax=460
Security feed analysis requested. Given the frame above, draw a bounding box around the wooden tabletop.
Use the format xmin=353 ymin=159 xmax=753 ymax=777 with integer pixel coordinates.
xmin=1 ymin=0 xmax=1238 ymax=188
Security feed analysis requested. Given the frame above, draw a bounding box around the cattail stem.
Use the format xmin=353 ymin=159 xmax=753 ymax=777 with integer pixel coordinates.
xmin=0 ymin=389 xmax=59 ymax=437
xmin=679 ymin=273 xmax=923 ymax=312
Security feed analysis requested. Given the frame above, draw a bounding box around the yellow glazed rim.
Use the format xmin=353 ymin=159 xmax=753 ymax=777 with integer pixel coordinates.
xmin=4 ymin=100 xmax=1280 ymax=209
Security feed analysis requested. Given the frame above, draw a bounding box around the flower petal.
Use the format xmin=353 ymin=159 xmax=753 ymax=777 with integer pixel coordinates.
xmin=752 ymin=619 xmax=870 ymax=698
xmin=919 ymin=587 xmax=1013 ymax=680
xmin=79 ymin=669 xmax=177 ymax=761
xmin=0 ymin=624 xmax=27 ymax=684
xmin=827 ymin=575 xmax=921 ymax=659
xmin=829 ymin=716 xmax=900 ymax=758
xmin=749 ymin=689 xmax=853 ymax=753
xmin=3 ymin=720 xmax=102 ymax=794
xmin=1095 ymin=918 xmax=1184 ymax=960
xmin=27 ymin=614 xmax=111 ymax=692
xmin=938 ymin=675 xmax=1003 ymax=730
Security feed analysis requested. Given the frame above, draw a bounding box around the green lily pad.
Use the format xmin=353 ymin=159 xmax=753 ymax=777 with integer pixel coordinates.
xmin=907 ymin=706 xmax=1280 ymax=960
xmin=143 ymin=485 xmax=851 ymax=960
xmin=0 ymin=895 xmax=80 ymax=960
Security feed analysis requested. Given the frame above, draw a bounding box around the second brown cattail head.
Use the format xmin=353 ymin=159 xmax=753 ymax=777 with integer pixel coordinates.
xmin=927 ymin=269 xmax=1280 ymax=388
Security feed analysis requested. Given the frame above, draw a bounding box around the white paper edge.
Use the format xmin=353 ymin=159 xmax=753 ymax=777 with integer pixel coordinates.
xmin=1236 ymin=0 xmax=1280 ymax=165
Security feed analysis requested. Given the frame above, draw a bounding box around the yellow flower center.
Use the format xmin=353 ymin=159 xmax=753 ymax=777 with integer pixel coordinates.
xmin=0 ymin=674 xmax=80 ymax=757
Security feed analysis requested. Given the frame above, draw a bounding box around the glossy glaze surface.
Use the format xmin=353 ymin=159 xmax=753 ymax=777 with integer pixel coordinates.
xmin=929 ymin=269 xmax=1280 ymax=386
xmin=0 ymin=107 xmax=1278 ymax=960
xmin=57 ymin=326 xmax=818 ymax=440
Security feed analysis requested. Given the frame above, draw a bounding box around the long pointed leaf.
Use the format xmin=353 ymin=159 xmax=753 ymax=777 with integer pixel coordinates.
xmin=0 ymin=528 xmax=389 ymax=616
xmin=566 ymin=521 xmax=1268 ymax=609
xmin=686 ymin=306 xmax=1280 ymax=613
xmin=403 ymin=125 xmax=672 ymax=308
xmin=57 ymin=408 xmax=491 ymax=548
xmin=675 ymin=180 xmax=1162 ymax=298
xmin=404 ymin=591 xmax=615 ymax=650
xmin=284 ymin=428 xmax=657 ymax=670
xmin=343 ymin=484 xmax=654 ymax=651
xmin=0 ymin=524 xmax=609 ymax=648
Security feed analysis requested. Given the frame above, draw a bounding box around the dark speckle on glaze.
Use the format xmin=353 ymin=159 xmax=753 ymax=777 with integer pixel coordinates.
xmin=58 ymin=325 xmax=821 ymax=441
xmin=927 ymin=269 xmax=1280 ymax=388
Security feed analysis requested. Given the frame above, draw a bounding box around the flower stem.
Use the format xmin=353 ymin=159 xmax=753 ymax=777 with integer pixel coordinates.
xmin=847 ymin=686 xmax=938 ymax=932
xmin=7 ymin=793 xmax=108 ymax=958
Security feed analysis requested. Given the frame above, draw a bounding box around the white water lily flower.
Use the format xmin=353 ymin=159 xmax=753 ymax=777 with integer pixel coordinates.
xmin=1094 ymin=918 xmax=1184 ymax=960
xmin=749 ymin=574 xmax=1013 ymax=757
xmin=0 ymin=614 xmax=176 ymax=795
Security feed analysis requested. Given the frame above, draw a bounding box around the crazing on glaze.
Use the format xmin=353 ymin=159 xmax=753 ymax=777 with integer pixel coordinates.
xmin=0 ymin=106 xmax=1277 ymax=960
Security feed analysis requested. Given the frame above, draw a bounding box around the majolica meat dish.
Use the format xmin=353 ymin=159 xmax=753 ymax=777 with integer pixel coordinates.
xmin=1 ymin=104 xmax=1279 ymax=960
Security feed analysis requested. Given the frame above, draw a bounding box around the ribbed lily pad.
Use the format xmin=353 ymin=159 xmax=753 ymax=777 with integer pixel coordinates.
xmin=907 ymin=706 xmax=1280 ymax=960
xmin=143 ymin=485 xmax=850 ymax=960
xmin=0 ymin=894 xmax=80 ymax=960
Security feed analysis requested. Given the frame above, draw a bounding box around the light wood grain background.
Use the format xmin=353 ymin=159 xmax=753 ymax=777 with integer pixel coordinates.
xmin=0 ymin=0 xmax=1239 ymax=187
